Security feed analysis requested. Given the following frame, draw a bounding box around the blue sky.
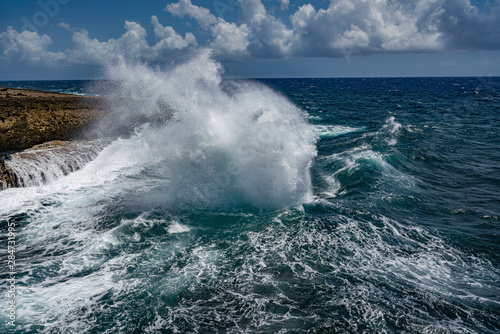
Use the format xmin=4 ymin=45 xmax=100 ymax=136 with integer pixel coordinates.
xmin=0 ymin=0 xmax=499 ymax=79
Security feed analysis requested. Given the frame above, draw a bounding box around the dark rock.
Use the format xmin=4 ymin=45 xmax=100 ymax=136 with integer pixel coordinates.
xmin=0 ymin=158 xmax=14 ymax=189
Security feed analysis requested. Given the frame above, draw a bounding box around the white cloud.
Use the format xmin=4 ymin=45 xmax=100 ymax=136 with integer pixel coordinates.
xmin=0 ymin=27 xmax=65 ymax=66
xmin=64 ymin=22 xmax=149 ymax=65
xmin=239 ymin=0 xmax=295 ymax=57
xmin=166 ymin=0 xmax=294 ymax=58
xmin=280 ymin=0 xmax=290 ymax=10
xmin=290 ymin=4 xmax=315 ymax=32
xmin=209 ymin=21 xmax=251 ymax=59
xmin=0 ymin=17 xmax=198 ymax=69
xmin=57 ymin=22 xmax=72 ymax=31
xmin=63 ymin=17 xmax=197 ymax=66
xmin=151 ymin=15 xmax=197 ymax=50
xmin=166 ymin=0 xmax=252 ymax=59
xmin=290 ymin=0 xmax=444 ymax=57
xmin=165 ymin=0 xmax=217 ymax=28
xmin=163 ymin=0 xmax=445 ymax=59
xmin=164 ymin=0 xmax=499 ymax=59
xmin=1 ymin=0 xmax=499 ymax=72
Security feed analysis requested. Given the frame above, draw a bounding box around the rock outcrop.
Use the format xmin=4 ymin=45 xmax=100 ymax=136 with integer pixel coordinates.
xmin=0 ymin=88 xmax=108 ymax=152
xmin=0 ymin=88 xmax=111 ymax=190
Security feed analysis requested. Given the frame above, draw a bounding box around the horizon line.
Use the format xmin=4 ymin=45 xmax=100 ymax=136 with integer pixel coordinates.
xmin=1 ymin=75 xmax=499 ymax=81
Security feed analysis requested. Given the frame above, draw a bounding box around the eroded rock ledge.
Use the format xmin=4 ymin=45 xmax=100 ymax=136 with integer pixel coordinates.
xmin=0 ymin=139 xmax=109 ymax=190
xmin=0 ymin=88 xmax=110 ymax=190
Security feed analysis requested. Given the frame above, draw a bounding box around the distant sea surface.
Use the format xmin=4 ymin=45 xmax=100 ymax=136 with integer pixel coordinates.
xmin=1 ymin=76 xmax=499 ymax=333
xmin=0 ymin=80 xmax=100 ymax=96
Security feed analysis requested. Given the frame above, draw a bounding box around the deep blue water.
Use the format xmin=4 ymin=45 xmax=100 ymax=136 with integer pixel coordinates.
xmin=1 ymin=76 xmax=499 ymax=333
xmin=0 ymin=80 xmax=101 ymax=96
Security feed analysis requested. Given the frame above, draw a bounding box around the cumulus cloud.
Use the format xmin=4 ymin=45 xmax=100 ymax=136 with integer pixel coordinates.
xmin=0 ymin=27 xmax=65 ymax=66
xmin=150 ymin=15 xmax=197 ymax=59
xmin=289 ymin=0 xmax=445 ymax=57
xmin=166 ymin=0 xmax=500 ymax=58
xmin=166 ymin=0 xmax=295 ymax=58
xmin=0 ymin=0 xmax=499 ymax=71
xmin=64 ymin=21 xmax=149 ymax=65
xmin=166 ymin=0 xmax=251 ymax=59
xmin=208 ymin=21 xmax=251 ymax=59
xmin=0 ymin=17 xmax=197 ymax=69
xmin=238 ymin=0 xmax=295 ymax=57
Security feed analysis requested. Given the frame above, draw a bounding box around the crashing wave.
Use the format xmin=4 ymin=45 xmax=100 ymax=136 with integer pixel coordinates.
xmin=0 ymin=139 xmax=109 ymax=189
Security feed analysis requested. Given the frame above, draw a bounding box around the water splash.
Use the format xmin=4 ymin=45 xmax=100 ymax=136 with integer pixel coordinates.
xmin=0 ymin=140 xmax=107 ymax=189
xmin=312 ymin=125 xmax=365 ymax=138
xmin=94 ymin=51 xmax=318 ymax=210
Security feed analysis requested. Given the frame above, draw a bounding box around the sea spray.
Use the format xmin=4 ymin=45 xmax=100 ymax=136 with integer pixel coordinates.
xmin=95 ymin=52 xmax=318 ymax=210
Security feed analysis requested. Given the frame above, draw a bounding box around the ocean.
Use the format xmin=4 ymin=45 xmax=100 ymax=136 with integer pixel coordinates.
xmin=1 ymin=58 xmax=499 ymax=333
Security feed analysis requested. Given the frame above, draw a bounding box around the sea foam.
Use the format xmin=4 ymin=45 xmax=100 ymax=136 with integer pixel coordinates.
xmin=95 ymin=51 xmax=318 ymax=210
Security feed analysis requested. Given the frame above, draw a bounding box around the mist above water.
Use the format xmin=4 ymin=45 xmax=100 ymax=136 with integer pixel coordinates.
xmin=94 ymin=51 xmax=318 ymax=210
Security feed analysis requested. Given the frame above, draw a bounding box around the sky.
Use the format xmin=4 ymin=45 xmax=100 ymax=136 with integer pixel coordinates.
xmin=0 ymin=0 xmax=499 ymax=80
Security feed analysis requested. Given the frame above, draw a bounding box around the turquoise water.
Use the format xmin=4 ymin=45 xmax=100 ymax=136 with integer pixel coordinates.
xmin=1 ymin=65 xmax=499 ymax=332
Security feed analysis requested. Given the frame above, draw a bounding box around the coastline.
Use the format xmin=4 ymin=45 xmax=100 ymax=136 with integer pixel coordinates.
xmin=0 ymin=87 xmax=108 ymax=189
xmin=0 ymin=87 xmax=107 ymax=153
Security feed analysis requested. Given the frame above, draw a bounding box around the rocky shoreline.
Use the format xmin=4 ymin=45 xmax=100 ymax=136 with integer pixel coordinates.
xmin=0 ymin=87 xmax=108 ymax=152
xmin=0 ymin=139 xmax=109 ymax=190
xmin=0 ymin=88 xmax=109 ymax=189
